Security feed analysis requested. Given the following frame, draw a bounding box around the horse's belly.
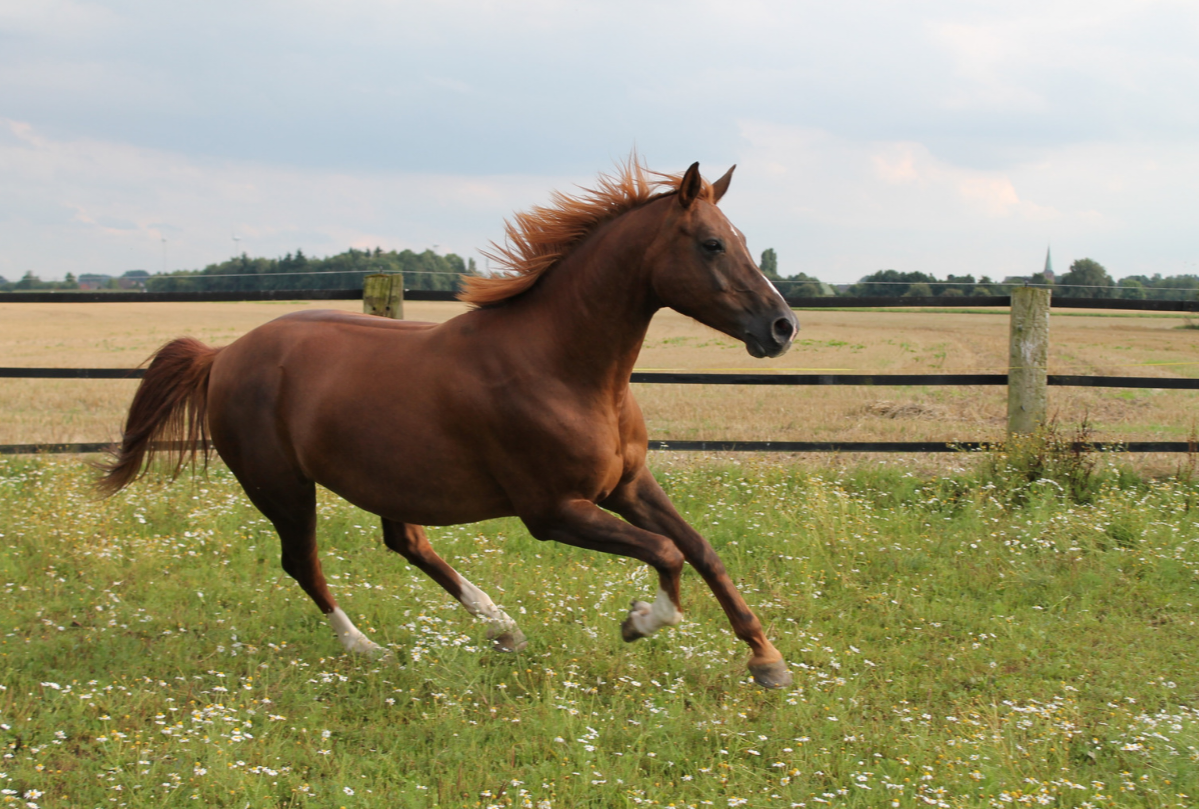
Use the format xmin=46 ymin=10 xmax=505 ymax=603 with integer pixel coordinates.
xmin=293 ymin=399 xmax=517 ymax=527
xmin=322 ymin=461 xmax=517 ymax=527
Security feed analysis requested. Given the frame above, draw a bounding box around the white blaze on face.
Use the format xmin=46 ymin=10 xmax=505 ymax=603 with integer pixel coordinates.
xmin=729 ymin=219 xmax=791 ymax=311
xmin=328 ymin=607 xmax=387 ymax=656
xmin=457 ymin=575 xmax=519 ymax=633
xmin=629 ymin=588 xmax=683 ymax=637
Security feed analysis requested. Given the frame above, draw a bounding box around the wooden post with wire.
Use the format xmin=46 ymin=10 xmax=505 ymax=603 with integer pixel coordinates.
xmin=1007 ymin=286 xmax=1050 ymax=436
xmin=362 ymin=274 xmax=404 ymax=319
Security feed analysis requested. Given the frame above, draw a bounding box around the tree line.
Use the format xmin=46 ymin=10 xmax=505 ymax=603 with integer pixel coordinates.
xmin=3 ymin=248 xmax=1196 ymax=301
xmin=763 ymin=253 xmax=1199 ymax=301
xmin=0 ymin=247 xmax=474 ymax=293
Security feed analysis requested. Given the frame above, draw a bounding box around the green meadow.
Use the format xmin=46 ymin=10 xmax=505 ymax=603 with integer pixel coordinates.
xmin=1 ymin=452 xmax=1197 ymax=808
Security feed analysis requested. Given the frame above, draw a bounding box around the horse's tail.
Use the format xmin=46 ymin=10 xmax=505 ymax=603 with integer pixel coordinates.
xmin=96 ymin=337 xmax=222 ymax=496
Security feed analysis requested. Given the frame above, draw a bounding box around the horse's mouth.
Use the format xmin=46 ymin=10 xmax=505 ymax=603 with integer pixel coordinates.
xmin=743 ymin=311 xmax=799 ymax=359
xmin=745 ymin=335 xmax=793 ymax=359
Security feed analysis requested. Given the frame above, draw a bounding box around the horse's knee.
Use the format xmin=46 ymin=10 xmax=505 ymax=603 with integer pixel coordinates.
xmin=659 ymin=544 xmax=686 ymax=572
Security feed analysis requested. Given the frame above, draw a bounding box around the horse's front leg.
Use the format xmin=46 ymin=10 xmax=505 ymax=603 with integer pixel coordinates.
xmin=520 ymin=499 xmax=687 ymax=642
xmin=601 ymin=467 xmax=792 ymax=689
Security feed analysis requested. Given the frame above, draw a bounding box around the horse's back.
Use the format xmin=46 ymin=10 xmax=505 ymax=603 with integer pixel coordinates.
xmin=272 ymin=309 xmax=441 ymax=333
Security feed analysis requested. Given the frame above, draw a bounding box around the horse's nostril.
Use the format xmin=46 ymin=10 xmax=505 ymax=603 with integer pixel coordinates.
xmin=771 ymin=316 xmax=795 ymax=343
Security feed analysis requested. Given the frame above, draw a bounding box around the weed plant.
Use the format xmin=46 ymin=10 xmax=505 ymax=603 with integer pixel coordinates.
xmin=1 ymin=453 xmax=1197 ymax=808
xmin=975 ymin=421 xmax=1122 ymax=506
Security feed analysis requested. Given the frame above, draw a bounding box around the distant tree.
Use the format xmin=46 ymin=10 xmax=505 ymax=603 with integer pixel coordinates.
xmin=847 ymin=269 xmax=937 ymax=297
xmin=771 ymin=271 xmax=832 ymax=297
xmin=904 ymin=282 xmax=933 ymax=298
xmin=1 ymin=271 xmax=81 ymax=291
xmin=789 ymin=281 xmax=826 ymax=296
xmin=936 ymin=274 xmax=976 ymax=296
xmin=1058 ymin=258 xmax=1114 ymax=298
xmin=1120 ymin=273 xmax=1199 ymax=301
xmin=759 ymin=248 xmax=780 ymax=280
xmin=1117 ymin=278 xmax=1146 ymax=300
xmin=14 ymin=271 xmax=41 ymax=290
xmin=145 ymin=246 xmax=478 ymax=293
xmin=940 ymin=287 xmax=965 ymax=298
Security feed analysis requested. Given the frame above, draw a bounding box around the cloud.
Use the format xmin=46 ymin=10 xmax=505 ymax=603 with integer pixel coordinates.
xmin=0 ymin=119 xmax=565 ymax=278
xmin=1 ymin=1 xmax=1196 ymax=284
xmin=725 ymin=121 xmax=1199 ymax=282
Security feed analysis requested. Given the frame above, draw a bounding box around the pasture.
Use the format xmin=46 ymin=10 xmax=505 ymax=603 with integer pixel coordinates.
xmin=2 ymin=301 xmax=1198 ymax=468
xmin=2 ymin=300 xmax=1198 ymax=807
xmin=2 ymin=454 xmax=1197 ymax=808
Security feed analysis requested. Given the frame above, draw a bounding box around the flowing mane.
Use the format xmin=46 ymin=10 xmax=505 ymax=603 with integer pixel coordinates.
xmin=458 ymin=158 xmax=717 ymax=307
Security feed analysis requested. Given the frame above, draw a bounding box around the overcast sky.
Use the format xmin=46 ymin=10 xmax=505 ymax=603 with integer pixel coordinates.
xmin=2 ymin=0 xmax=1197 ymax=284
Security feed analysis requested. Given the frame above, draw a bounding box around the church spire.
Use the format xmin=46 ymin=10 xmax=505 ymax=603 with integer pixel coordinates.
xmin=1043 ymin=246 xmax=1054 ymax=281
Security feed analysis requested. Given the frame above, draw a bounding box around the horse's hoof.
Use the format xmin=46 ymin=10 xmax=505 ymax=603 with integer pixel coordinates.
xmin=345 ymin=636 xmax=392 ymax=661
xmin=489 ymin=628 xmax=528 ymax=653
xmin=749 ymin=659 xmax=793 ymax=689
xmin=621 ymin=600 xmax=652 ymax=642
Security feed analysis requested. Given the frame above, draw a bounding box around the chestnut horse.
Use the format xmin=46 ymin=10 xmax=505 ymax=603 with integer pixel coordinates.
xmin=100 ymin=161 xmax=799 ymax=688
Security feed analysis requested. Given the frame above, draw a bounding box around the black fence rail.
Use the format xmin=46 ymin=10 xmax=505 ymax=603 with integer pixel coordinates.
xmin=6 ymin=368 xmax=1199 ymax=391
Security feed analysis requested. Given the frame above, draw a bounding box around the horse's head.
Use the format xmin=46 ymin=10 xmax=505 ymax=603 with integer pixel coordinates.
xmin=647 ymin=163 xmax=798 ymax=359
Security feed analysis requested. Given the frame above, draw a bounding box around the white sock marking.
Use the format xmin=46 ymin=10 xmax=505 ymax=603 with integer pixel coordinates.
xmin=629 ymin=589 xmax=683 ymax=637
xmin=329 ymin=607 xmax=387 ymax=656
xmin=457 ymin=576 xmax=519 ymax=635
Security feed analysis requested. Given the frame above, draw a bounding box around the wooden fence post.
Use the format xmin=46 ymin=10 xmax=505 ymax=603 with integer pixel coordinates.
xmin=1007 ymin=286 xmax=1050 ymax=436
xmin=362 ymin=273 xmax=404 ymax=319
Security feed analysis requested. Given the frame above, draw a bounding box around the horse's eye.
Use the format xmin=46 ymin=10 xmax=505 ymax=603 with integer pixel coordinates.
xmin=702 ymin=239 xmax=724 ymax=254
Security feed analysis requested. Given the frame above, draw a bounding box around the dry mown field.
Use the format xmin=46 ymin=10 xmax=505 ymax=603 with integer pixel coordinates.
xmin=2 ymin=300 xmax=1196 ymax=460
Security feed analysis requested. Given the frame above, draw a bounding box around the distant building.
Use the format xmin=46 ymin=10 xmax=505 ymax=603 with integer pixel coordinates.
xmin=119 ymin=270 xmax=150 ymax=290
xmin=77 ymin=273 xmax=112 ymax=290
xmin=1043 ymin=247 xmax=1055 ymax=282
xmin=77 ymin=270 xmax=149 ymax=290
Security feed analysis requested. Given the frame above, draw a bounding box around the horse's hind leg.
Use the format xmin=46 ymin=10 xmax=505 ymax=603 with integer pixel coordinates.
xmin=221 ymin=454 xmax=389 ymax=658
xmin=381 ymin=519 xmax=527 ymax=652
xmin=273 ymin=495 xmax=389 ymax=658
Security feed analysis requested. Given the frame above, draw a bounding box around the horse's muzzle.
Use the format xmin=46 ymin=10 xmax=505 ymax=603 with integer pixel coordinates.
xmin=744 ymin=311 xmax=799 ymax=359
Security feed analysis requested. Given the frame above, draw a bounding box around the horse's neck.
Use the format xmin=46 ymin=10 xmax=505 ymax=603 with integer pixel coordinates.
xmin=509 ymin=212 xmax=660 ymax=389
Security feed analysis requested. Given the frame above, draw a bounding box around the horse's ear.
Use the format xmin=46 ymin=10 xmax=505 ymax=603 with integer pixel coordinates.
xmin=711 ymin=165 xmax=735 ymax=203
xmin=678 ymin=162 xmax=702 ymax=209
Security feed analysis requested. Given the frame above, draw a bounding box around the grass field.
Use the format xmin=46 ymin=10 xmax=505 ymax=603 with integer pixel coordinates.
xmin=2 ymin=301 xmax=1197 ymax=467
xmin=2 ymin=454 xmax=1197 ymax=808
